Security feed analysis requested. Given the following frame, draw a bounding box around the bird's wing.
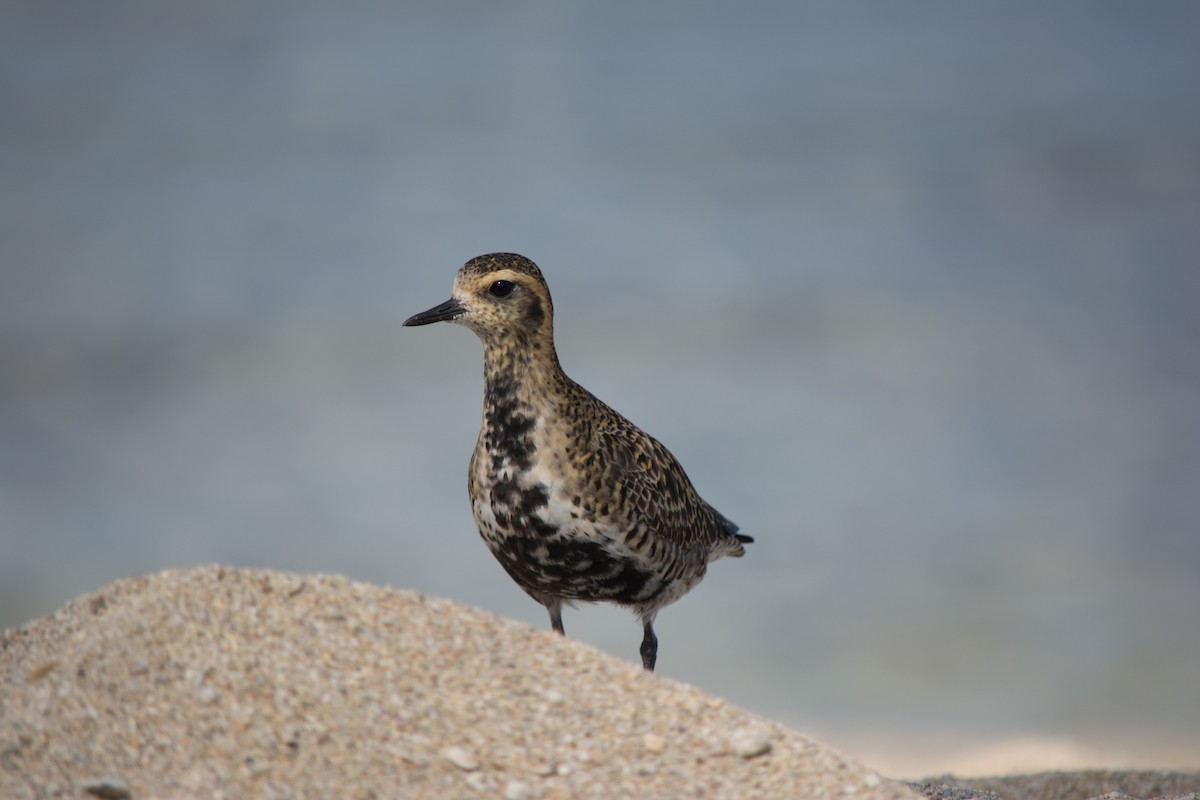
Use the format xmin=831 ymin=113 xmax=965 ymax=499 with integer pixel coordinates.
xmin=592 ymin=414 xmax=738 ymax=553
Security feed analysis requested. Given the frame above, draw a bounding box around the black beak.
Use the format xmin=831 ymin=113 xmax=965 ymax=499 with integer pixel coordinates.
xmin=403 ymin=298 xmax=465 ymax=327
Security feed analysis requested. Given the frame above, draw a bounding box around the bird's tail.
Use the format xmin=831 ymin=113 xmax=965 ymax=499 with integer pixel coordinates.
xmin=705 ymin=503 xmax=751 ymax=559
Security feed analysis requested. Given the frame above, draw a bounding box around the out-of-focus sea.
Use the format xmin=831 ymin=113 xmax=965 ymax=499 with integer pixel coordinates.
xmin=3 ymin=1 xmax=1198 ymax=766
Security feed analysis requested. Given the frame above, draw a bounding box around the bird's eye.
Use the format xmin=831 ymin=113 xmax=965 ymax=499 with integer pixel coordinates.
xmin=489 ymin=280 xmax=515 ymax=298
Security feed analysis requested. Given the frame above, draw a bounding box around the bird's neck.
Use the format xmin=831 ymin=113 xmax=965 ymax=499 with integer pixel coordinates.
xmin=480 ymin=334 xmax=569 ymax=411
xmin=478 ymin=337 xmax=571 ymax=467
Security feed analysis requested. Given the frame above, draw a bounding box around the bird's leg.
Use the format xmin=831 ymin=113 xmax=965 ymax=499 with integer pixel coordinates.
xmin=639 ymin=620 xmax=658 ymax=671
xmin=547 ymin=601 xmax=565 ymax=635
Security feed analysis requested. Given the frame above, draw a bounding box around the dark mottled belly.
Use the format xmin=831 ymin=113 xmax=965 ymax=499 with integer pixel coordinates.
xmin=489 ymin=535 xmax=658 ymax=606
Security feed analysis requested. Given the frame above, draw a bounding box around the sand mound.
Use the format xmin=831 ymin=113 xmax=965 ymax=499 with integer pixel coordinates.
xmin=1 ymin=566 xmax=913 ymax=799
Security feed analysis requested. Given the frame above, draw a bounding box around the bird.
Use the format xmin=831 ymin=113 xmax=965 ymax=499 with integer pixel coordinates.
xmin=403 ymin=253 xmax=752 ymax=671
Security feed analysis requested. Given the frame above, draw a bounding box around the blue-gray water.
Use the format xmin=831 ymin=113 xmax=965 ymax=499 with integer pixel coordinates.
xmin=3 ymin=1 xmax=1199 ymax=749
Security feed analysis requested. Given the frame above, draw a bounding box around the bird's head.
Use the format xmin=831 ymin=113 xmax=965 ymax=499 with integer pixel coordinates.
xmin=404 ymin=253 xmax=555 ymax=348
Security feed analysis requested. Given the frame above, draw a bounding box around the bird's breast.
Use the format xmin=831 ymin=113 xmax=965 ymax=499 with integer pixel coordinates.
xmin=470 ymin=413 xmax=607 ymax=545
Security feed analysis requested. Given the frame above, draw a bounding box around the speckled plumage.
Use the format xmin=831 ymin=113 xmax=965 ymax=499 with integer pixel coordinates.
xmin=404 ymin=253 xmax=752 ymax=670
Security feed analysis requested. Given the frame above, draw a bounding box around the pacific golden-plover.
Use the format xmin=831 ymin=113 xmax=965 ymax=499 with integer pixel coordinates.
xmin=404 ymin=253 xmax=752 ymax=671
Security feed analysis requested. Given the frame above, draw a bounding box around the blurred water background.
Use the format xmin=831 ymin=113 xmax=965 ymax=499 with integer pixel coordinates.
xmin=3 ymin=0 xmax=1198 ymax=771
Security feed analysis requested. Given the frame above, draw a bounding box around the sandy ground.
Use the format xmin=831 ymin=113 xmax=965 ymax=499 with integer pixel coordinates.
xmin=1 ymin=566 xmax=1196 ymax=800
xmin=1 ymin=566 xmax=913 ymax=799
